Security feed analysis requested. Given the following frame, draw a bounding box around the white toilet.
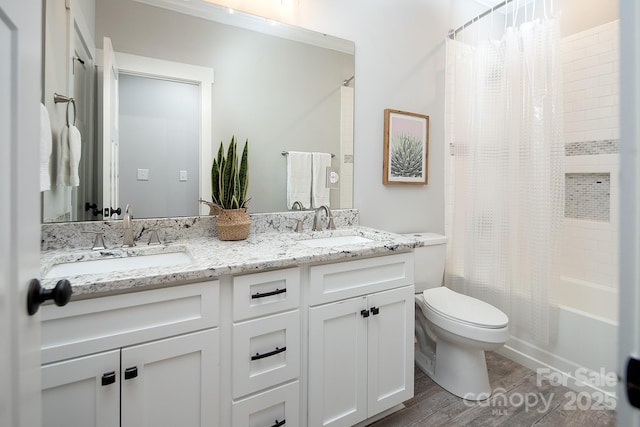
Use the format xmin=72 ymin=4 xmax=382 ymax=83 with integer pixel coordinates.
xmin=405 ymin=232 xmax=509 ymax=401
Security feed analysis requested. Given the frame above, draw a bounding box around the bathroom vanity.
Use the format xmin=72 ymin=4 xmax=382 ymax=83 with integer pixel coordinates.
xmin=39 ymin=212 xmax=419 ymax=427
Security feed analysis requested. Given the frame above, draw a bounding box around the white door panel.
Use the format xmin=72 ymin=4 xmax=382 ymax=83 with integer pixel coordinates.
xmin=0 ymin=0 xmax=42 ymax=426
xmin=619 ymin=0 xmax=640 ymax=424
xmin=102 ymin=37 xmax=119 ymax=219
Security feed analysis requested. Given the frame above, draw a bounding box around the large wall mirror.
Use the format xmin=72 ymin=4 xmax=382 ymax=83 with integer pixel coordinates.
xmin=42 ymin=0 xmax=355 ymax=222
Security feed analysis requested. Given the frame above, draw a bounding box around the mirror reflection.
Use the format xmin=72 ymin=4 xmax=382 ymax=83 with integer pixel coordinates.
xmin=42 ymin=0 xmax=355 ymax=222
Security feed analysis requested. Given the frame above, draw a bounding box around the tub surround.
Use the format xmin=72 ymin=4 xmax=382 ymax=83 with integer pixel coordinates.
xmin=40 ymin=210 xmax=420 ymax=298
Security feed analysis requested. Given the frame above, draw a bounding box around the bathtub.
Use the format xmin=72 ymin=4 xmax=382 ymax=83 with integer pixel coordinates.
xmin=499 ymin=280 xmax=618 ymax=404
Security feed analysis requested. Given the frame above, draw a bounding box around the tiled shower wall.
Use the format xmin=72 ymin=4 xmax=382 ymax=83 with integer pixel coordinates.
xmin=557 ymin=20 xmax=619 ymax=320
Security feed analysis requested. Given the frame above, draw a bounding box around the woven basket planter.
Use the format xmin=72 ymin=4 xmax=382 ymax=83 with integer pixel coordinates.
xmin=216 ymin=208 xmax=251 ymax=241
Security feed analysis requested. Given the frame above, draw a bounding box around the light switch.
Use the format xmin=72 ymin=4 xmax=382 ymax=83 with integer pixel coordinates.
xmin=179 ymin=170 xmax=188 ymax=182
xmin=137 ymin=169 xmax=149 ymax=181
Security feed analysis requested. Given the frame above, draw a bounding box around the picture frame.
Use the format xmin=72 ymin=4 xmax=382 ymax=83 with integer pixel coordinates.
xmin=383 ymin=109 xmax=429 ymax=185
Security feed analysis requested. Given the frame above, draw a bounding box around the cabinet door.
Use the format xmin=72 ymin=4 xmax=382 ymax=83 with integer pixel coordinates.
xmin=367 ymin=285 xmax=415 ymax=416
xmin=308 ymin=297 xmax=368 ymax=427
xmin=41 ymin=350 xmax=120 ymax=427
xmin=121 ymin=329 xmax=219 ymax=427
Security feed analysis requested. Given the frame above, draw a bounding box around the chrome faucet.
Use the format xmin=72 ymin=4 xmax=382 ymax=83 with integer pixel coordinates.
xmin=291 ymin=201 xmax=304 ymax=211
xmin=313 ymin=205 xmax=336 ymax=231
xmin=122 ymin=204 xmax=135 ymax=247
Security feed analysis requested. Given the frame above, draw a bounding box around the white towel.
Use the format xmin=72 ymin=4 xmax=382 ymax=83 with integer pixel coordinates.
xmin=40 ymin=103 xmax=53 ymax=191
xmin=286 ymin=151 xmax=312 ymax=209
xmin=68 ymin=125 xmax=82 ymax=187
xmin=312 ymin=152 xmax=331 ymax=208
xmin=56 ymin=124 xmax=82 ymax=187
xmin=56 ymin=126 xmax=70 ymax=186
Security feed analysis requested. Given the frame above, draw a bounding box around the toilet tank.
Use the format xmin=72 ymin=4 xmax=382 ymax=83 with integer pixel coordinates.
xmin=403 ymin=233 xmax=448 ymax=293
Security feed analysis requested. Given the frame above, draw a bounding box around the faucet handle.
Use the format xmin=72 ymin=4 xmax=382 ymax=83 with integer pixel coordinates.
xmin=289 ymin=219 xmax=304 ymax=233
xmin=324 ymin=206 xmax=336 ymax=230
xmin=147 ymin=227 xmax=169 ymax=245
xmin=82 ymin=231 xmax=107 ymax=250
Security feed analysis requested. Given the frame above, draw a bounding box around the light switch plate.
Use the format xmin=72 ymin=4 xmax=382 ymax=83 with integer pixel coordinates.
xmin=179 ymin=170 xmax=188 ymax=182
xmin=137 ymin=169 xmax=149 ymax=181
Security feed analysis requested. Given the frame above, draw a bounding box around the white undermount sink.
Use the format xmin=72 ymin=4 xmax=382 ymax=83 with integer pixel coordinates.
xmin=298 ymin=234 xmax=374 ymax=248
xmin=44 ymin=251 xmax=194 ymax=279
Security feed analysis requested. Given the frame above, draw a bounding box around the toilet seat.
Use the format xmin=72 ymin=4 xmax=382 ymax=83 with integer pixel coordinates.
xmin=423 ymin=287 xmax=508 ymax=329
xmin=416 ymin=288 xmax=509 ymax=345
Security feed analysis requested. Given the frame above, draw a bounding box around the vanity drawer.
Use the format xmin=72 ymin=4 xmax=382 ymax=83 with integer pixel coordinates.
xmin=233 ymin=268 xmax=300 ymax=321
xmin=232 ymin=310 xmax=300 ymax=398
xmin=41 ymin=281 xmax=219 ymax=364
xmin=232 ymin=381 xmax=300 ymax=427
xmin=308 ymin=253 xmax=414 ymax=306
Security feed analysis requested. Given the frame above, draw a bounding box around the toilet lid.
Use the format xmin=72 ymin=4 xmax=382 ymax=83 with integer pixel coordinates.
xmin=423 ymin=287 xmax=509 ymax=329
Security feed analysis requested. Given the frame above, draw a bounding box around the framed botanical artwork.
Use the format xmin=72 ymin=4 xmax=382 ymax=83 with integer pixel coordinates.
xmin=383 ymin=109 xmax=429 ymax=185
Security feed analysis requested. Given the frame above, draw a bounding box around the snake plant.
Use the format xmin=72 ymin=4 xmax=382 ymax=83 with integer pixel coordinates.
xmin=211 ymin=136 xmax=249 ymax=209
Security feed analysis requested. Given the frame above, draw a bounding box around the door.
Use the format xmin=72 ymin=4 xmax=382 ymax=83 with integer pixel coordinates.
xmin=101 ymin=37 xmax=119 ymax=219
xmin=41 ymin=350 xmax=120 ymax=427
xmin=618 ymin=0 xmax=640 ymax=425
xmin=367 ymin=286 xmax=414 ymax=416
xmin=308 ymin=297 xmax=368 ymax=427
xmin=0 ymin=0 xmax=42 ymax=426
xmin=121 ymin=329 xmax=219 ymax=427
xmin=68 ymin=6 xmax=95 ymax=221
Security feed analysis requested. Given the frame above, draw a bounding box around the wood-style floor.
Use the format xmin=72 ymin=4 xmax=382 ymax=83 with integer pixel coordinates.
xmin=369 ymin=352 xmax=616 ymax=427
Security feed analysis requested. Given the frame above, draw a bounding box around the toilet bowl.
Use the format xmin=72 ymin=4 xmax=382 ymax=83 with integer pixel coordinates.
xmin=404 ymin=233 xmax=510 ymax=401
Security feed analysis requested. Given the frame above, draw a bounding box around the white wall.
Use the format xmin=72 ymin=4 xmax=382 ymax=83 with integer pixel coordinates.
xmin=558 ymin=0 xmax=619 ymax=37
xmin=206 ymin=0 xmax=487 ymax=233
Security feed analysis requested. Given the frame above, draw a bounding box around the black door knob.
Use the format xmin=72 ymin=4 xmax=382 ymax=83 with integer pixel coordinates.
xmin=26 ymin=279 xmax=72 ymax=315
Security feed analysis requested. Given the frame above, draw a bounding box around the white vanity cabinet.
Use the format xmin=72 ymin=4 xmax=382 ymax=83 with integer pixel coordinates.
xmin=40 ymin=281 xmax=220 ymax=427
xmin=307 ymin=253 xmax=415 ymax=427
xmin=39 ymin=246 xmax=416 ymax=427
xmin=230 ymin=267 xmax=302 ymax=427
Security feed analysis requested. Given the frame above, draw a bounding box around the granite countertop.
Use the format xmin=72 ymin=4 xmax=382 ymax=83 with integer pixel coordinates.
xmin=40 ymin=226 xmax=422 ymax=299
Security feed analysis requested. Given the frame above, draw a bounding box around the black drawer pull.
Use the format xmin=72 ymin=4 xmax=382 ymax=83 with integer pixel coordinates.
xmin=360 ymin=309 xmax=370 ymax=318
xmin=371 ymin=306 xmax=380 ymax=315
xmin=271 ymin=419 xmax=285 ymax=427
xmin=124 ymin=367 xmax=138 ymax=380
xmin=251 ymin=288 xmax=287 ymax=299
xmin=101 ymin=371 xmax=116 ymax=386
xmin=251 ymin=346 xmax=286 ymax=361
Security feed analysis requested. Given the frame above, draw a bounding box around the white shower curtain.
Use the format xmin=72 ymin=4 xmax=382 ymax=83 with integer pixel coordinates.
xmin=444 ymin=18 xmax=564 ymax=344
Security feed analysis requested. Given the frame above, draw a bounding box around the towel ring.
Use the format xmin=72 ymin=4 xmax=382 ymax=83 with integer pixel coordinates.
xmin=66 ymin=99 xmax=77 ymax=127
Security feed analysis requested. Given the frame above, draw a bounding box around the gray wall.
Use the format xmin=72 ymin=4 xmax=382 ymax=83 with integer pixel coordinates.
xmin=279 ymin=0 xmax=490 ymax=234
xmin=118 ymin=74 xmax=200 ymax=218
xmin=96 ymin=0 xmax=353 ymax=213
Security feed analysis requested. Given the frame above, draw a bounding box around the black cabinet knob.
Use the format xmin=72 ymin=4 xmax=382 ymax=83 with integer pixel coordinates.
xmin=26 ymin=279 xmax=72 ymax=316
xmin=360 ymin=309 xmax=370 ymax=318
xmin=371 ymin=306 xmax=380 ymax=316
